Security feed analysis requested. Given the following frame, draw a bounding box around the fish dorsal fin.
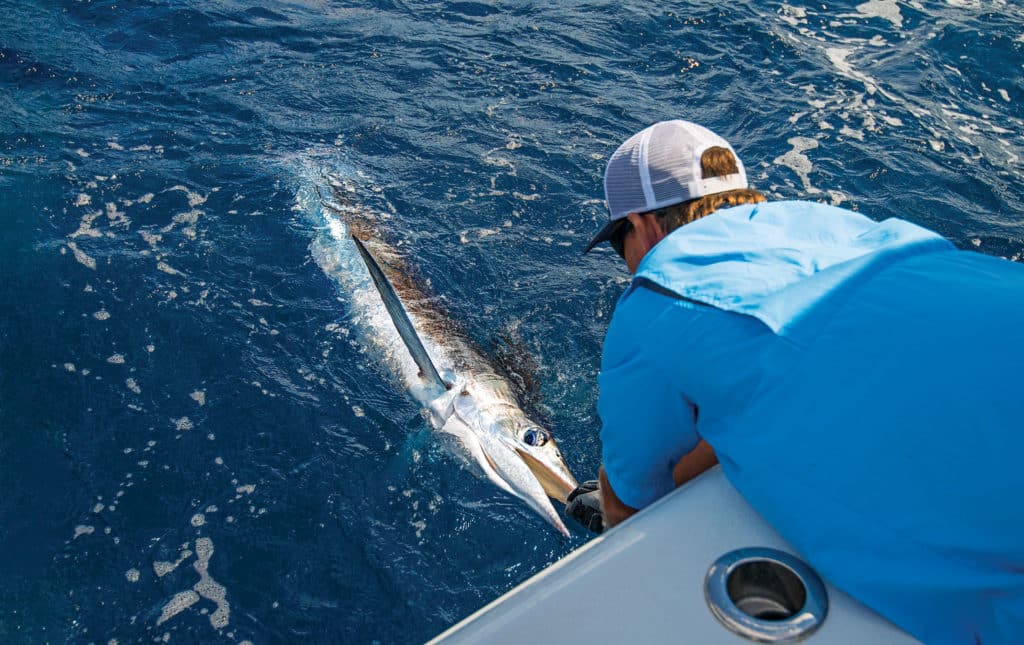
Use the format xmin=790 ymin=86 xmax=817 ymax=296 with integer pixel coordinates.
xmin=351 ymin=235 xmax=450 ymax=391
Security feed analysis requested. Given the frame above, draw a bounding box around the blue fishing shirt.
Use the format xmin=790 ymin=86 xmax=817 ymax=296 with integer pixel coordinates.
xmin=598 ymin=200 xmax=1024 ymax=644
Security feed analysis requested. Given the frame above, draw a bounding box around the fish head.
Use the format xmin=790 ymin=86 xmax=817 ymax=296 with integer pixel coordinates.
xmin=451 ymin=391 xmax=578 ymax=535
xmin=508 ymin=419 xmax=578 ymax=505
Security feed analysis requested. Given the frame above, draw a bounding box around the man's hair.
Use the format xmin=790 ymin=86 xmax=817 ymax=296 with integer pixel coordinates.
xmin=646 ymin=146 xmax=766 ymax=233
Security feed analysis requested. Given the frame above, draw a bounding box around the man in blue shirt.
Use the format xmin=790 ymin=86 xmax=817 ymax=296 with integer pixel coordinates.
xmin=567 ymin=119 xmax=1024 ymax=643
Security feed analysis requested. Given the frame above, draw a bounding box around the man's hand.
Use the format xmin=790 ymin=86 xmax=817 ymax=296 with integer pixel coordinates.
xmin=565 ymin=480 xmax=604 ymax=534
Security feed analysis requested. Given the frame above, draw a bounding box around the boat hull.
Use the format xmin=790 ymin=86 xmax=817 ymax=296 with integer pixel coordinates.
xmin=430 ymin=467 xmax=919 ymax=644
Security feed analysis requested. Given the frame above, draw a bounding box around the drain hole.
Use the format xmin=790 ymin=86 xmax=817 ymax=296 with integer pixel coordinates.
xmin=726 ymin=560 xmax=807 ymax=621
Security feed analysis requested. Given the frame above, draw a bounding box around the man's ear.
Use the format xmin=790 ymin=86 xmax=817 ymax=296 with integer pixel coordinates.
xmin=627 ymin=212 xmax=667 ymax=248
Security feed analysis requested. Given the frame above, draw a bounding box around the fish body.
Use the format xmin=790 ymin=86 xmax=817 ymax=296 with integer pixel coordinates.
xmin=315 ymin=176 xmax=577 ymax=536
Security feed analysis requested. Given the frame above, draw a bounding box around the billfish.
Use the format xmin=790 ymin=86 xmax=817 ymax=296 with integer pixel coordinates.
xmin=314 ymin=175 xmax=578 ymax=536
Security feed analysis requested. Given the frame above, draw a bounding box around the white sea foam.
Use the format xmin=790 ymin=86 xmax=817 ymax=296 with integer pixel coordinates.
xmin=193 ymin=537 xmax=230 ymax=628
xmin=840 ymin=125 xmax=865 ymax=141
xmin=825 ymin=47 xmax=880 ymax=96
xmin=774 ymin=137 xmax=822 ymax=194
xmin=105 ymin=202 xmax=129 ymax=228
xmin=139 ymin=230 xmax=162 ymax=248
xmin=66 ymin=242 xmax=97 ymax=269
xmin=855 ymin=0 xmax=902 ymax=28
xmin=154 ymin=546 xmax=193 ymax=577
xmin=70 ymin=210 xmax=104 ymax=239
xmin=165 ymin=185 xmax=209 ymax=207
xmin=157 ymin=590 xmax=199 ymax=625
xmin=73 ymin=525 xmax=95 ymax=538
xmin=156 ymin=261 xmax=185 ymax=276
xmin=779 ymin=4 xmax=807 ymax=26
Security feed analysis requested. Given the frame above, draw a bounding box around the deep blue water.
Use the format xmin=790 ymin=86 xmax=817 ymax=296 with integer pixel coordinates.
xmin=1 ymin=1 xmax=1022 ymax=643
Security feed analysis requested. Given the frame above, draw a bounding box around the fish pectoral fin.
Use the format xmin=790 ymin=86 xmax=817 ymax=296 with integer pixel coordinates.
xmin=441 ymin=416 xmax=517 ymax=498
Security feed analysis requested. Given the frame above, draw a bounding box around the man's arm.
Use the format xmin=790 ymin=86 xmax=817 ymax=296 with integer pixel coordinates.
xmin=588 ymin=288 xmax=711 ymax=530
xmin=598 ymin=465 xmax=637 ymax=527
xmin=599 ymin=439 xmax=717 ymax=529
xmin=673 ymin=439 xmax=718 ymax=487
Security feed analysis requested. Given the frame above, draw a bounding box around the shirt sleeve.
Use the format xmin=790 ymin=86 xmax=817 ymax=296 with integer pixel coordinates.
xmin=598 ymin=291 xmax=701 ymax=510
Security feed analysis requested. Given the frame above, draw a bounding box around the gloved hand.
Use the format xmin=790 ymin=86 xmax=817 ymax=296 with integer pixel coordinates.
xmin=565 ymin=480 xmax=604 ymax=534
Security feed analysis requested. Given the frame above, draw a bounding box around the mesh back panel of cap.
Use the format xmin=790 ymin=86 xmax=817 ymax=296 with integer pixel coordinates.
xmin=604 ymin=131 xmax=649 ymax=220
xmin=648 ymin=122 xmax=700 ymax=205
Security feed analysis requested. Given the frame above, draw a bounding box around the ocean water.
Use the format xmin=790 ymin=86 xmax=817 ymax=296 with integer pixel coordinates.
xmin=1 ymin=1 xmax=1022 ymax=643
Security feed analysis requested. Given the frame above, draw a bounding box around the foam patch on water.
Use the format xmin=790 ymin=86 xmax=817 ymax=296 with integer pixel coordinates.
xmin=105 ymin=202 xmax=129 ymax=228
xmin=193 ymin=537 xmax=230 ymax=628
xmin=154 ymin=545 xmax=193 ymax=577
xmin=157 ymin=537 xmax=231 ymax=630
xmin=73 ymin=525 xmax=95 ymax=538
xmin=156 ymin=261 xmax=185 ymax=276
xmin=774 ymin=137 xmax=822 ymax=194
xmin=855 ymin=0 xmax=902 ymax=27
xmin=157 ymin=590 xmax=200 ymax=625
xmin=164 ymin=185 xmax=210 ymax=207
xmin=774 ymin=2 xmax=1023 ymax=173
xmin=66 ymin=242 xmax=97 ymax=269
xmin=825 ymin=47 xmax=880 ymax=96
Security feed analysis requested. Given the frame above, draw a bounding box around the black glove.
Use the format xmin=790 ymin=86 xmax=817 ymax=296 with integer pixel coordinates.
xmin=565 ymin=480 xmax=604 ymax=534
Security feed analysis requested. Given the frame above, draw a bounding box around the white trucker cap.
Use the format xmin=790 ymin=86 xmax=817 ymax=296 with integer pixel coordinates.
xmin=584 ymin=120 xmax=748 ymax=253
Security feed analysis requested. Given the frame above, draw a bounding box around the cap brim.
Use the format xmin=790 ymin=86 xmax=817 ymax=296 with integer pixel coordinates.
xmin=583 ymin=218 xmax=627 ymax=254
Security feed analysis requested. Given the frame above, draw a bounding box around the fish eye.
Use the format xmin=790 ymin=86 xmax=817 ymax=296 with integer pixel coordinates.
xmin=522 ymin=427 xmax=550 ymax=447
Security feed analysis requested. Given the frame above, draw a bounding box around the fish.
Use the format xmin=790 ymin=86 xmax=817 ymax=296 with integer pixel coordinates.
xmin=313 ymin=174 xmax=578 ymax=536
